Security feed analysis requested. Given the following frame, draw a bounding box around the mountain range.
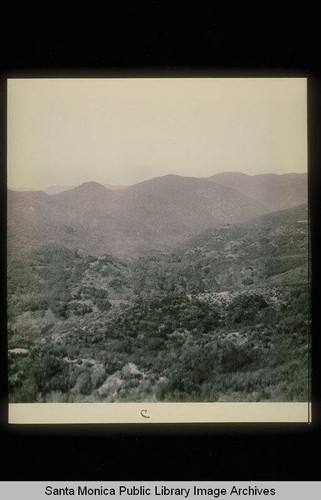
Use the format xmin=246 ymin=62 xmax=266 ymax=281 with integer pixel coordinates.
xmin=7 ymin=172 xmax=307 ymax=258
xmin=9 ymin=183 xmax=128 ymax=195
xmin=206 ymin=172 xmax=307 ymax=211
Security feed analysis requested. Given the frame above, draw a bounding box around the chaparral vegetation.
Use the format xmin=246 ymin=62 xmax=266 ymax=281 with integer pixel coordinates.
xmin=8 ymin=177 xmax=309 ymax=403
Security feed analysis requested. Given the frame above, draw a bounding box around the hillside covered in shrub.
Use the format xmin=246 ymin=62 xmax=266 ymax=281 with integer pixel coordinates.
xmin=8 ymin=204 xmax=309 ymax=403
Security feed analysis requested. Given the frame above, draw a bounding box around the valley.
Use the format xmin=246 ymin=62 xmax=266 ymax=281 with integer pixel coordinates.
xmin=7 ymin=172 xmax=309 ymax=403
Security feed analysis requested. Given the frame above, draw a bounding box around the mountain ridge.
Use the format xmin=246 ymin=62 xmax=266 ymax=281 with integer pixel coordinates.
xmin=9 ymin=171 xmax=306 ymax=194
xmin=8 ymin=172 xmax=307 ymax=258
xmin=207 ymin=171 xmax=307 ymax=211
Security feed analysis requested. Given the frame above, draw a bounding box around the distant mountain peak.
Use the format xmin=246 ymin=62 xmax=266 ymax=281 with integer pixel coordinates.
xmin=76 ymin=181 xmax=107 ymax=190
xmin=132 ymin=173 xmax=211 ymax=190
xmin=53 ymin=181 xmax=112 ymax=197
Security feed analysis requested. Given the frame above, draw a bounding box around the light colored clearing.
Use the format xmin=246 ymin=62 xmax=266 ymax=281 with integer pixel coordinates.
xmin=97 ymin=363 xmax=145 ymax=399
xmin=122 ymin=362 xmax=144 ymax=376
xmin=8 ymin=402 xmax=310 ymax=424
xmin=97 ymin=374 xmax=123 ymax=398
xmin=8 ymin=348 xmax=30 ymax=355
xmin=222 ymin=332 xmax=247 ymax=345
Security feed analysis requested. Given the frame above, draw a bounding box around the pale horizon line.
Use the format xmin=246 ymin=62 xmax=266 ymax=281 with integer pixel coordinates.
xmin=8 ymin=169 xmax=307 ymax=192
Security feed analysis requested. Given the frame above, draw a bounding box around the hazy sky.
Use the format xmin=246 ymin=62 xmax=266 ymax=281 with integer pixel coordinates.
xmin=8 ymin=78 xmax=307 ymax=189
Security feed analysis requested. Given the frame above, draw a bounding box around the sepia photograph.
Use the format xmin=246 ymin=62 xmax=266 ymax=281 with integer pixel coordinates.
xmin=7 ymin=78 xmax=309 ymax=422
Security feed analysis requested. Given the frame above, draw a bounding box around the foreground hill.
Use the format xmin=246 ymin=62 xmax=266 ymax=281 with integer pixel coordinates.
xmin=174 ymin=203 xmax=308 ymax=291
